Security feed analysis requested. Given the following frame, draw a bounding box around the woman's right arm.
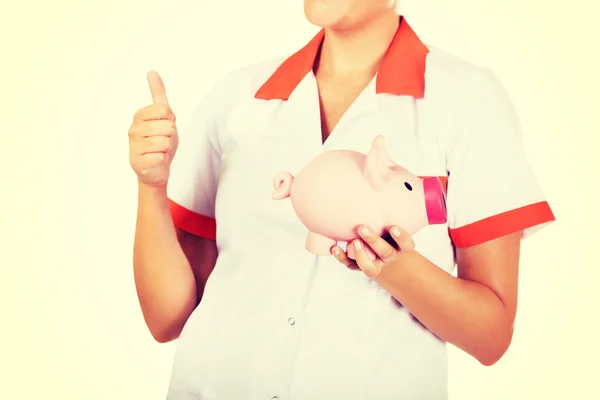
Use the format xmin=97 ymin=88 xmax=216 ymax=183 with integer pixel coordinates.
xmin=133 ymin=184 xmax=217 ymax=343
xmin=129 ymin=71 xmax=218 ymax=343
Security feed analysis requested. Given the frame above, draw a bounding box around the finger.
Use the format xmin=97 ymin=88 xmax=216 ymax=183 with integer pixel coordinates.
xmin=130 ymin=152 xmax=166 ymax=171
xmin=147 ymin=70 xmax=169 ymax=105
xmin=346 ymin=243 xmax=356 ymax=260
xmin=364 ymin=246 xmax=377 ymax=261
xmin=129 ymin=119 xmax=177 ymax=138
xmin=348 ymin=239 xmax=377 ymax=261
xmin=134 ymin=103 xmax=175 ymax=122
xmin=352 ymin=240 xmax=380 ymax=277
xmin=389 ymin=226 xmax=415 ymax=253
xmin=132 ymin=136 xmax=173 ymax=155
xmin=331 ymin=246 xmax=360 ymax=270
xmin=348 ymin=245 xmax=376 ymax=261
xmin=357 ymin=225 xmax=397 ymax=263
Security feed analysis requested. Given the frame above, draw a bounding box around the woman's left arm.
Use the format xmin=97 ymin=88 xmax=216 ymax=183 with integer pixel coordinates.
xmin=337 ymin=227 xmax=521 ymax=366
xmin=334 ymin=67 xmax=556 ymax=365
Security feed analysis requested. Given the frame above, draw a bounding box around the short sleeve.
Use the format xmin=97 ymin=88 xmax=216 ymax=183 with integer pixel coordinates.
xmin=167 ymin=82 xmax=225 ymax=240
xmin=445 ymin=68 xmax=555 ymax=248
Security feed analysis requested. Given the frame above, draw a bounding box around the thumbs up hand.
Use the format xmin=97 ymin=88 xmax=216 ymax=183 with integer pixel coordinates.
xmin=128 ymin=71 xmax=179 ymax=188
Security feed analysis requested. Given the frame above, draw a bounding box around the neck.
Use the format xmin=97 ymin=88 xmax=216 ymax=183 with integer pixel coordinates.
xmin=315 ymin=13 xmax=400 ymax=78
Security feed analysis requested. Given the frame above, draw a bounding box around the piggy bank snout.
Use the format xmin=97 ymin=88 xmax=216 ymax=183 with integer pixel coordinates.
xmin=423 ymin=177 xmax=447 ymax=225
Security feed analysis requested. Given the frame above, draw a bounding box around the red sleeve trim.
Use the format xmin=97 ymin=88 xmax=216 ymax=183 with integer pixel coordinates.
xmin=449 ymin=201 xmax=555 ymax=248
xmin=168 ymin=199 xmax=216 ymax=240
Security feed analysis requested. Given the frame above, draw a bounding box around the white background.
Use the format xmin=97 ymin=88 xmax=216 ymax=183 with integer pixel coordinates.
xmin=3 ymin=0 xmax=599 ymax=399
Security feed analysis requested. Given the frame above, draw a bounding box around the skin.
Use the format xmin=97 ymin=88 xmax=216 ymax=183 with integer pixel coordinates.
xmin=332 ymin=227 xmax=520 ymax=366
xmin=129 ymin=73 xmax=217 ymax=343
xmin=130 ymin=1 xmax=521 ymax=368
xmin=306 ymin=0 xmax=401 ymax=139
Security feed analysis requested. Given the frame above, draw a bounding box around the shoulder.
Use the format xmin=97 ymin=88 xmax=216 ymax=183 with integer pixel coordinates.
xmin=422 ymin=46 xmax=517 ymax=131
xmin=425 ymin=46 xmax=480 ymax=78
xmin=420 ymin=47 xmax=523 ymax=157
xmin=423 ymin=46 xmax=508 ymax=103
xmin=423 ymin=46 xmax=488 ymax=97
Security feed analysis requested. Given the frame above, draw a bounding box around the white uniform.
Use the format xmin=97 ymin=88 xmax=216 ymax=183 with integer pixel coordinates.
xmin=166 ymin=18 xmax=555 ymax=400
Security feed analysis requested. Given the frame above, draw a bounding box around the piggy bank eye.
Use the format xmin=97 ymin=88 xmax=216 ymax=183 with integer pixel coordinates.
xmin=404 ymin=182 xmax=413 ymax=191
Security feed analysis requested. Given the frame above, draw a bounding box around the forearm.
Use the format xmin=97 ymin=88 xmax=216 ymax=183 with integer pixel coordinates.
xmin=133 ymin=183 xmax=197 ymax=342
xmin=375 ymin=251 xmax=513 ymax=365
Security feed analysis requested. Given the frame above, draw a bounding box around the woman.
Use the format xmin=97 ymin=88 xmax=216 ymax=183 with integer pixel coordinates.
xmin=128 ymin=1 xmax=555 ymax=398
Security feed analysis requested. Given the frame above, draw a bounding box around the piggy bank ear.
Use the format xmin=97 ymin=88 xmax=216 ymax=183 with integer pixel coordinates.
xmin=364 ymin=136 xmax=394 ymax=191
xmin=372 ymin=135 xmax=395 ymax=167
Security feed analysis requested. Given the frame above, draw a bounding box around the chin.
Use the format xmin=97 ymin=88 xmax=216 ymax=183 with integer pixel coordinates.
xmin=304 ymin=0 xmax=398 ymax=30
xmin=303 ymin=0 xmax=353 ymax=29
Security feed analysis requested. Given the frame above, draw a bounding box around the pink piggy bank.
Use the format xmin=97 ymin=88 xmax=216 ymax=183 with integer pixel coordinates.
xmin=272 ymin=135 xmax=447 ymax=258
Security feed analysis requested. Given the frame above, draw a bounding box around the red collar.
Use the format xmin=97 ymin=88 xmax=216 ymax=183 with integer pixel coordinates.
xmin=255 ymin=17 xmax=428 ymax=100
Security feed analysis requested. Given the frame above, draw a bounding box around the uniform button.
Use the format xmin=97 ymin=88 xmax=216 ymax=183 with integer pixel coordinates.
xmin=288 ymin=317 xmax=296 ymax=326
xmin=272 ymin=397 xmax=279 ymax=400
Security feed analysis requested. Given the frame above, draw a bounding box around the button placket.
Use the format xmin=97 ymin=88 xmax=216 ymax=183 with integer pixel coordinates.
xmin=272 ymin=255 xmax=320 ymax=400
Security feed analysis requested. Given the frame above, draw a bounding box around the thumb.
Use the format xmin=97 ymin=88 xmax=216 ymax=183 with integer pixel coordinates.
xmin=147 ymin=70 xmax=169 ymax=105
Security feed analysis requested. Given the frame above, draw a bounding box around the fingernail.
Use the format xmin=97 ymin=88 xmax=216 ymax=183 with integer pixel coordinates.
xmin=391 ymin=227 xmax=401 ymax=237
xmin=354 ymin=240 xmax=362 ymax=250
xmin=332 ymin=248 xmax=340 ymax=255
xmin=360 ymin=227 xmax=370 ymax=236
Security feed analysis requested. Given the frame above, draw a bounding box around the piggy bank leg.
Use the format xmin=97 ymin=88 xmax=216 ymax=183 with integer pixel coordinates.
xmin=305 ymin=232 xmax=337 ymax=256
